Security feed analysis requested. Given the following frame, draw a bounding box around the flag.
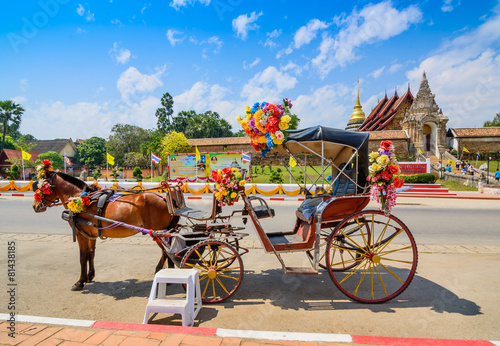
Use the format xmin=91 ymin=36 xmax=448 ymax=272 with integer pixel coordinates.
xmin=448 ymin=158 xmax=455 ymax=166
xmin=64 ymin=152 xmax=71 ymax=165
xmin=463 ymin=147 xmax=469 ymax=153
xmin=477 ymin=152 xmax=480 ymax=160
xmin=151 ymin=152 xmax=161 ymax=164
xmin=195 ymin=146 xmax=201 ymax=162
xmin=242 ymin=153 xmax=251 ymax=163
xmin=106 ymin=152 xmax=115 ymax=165
xmin=471 ymin=165 xmax=478 ymax=173
xmin=418 ymin=148 xmax=423 ymax=154
xmin=289 ymin=156 xmax=297 ymax=167
xmin=21 ymin=150 xmax=31 ymax=161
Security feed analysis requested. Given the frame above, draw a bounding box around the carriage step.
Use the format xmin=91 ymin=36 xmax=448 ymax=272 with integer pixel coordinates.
xmin=284 ymin=266 xmax=318 ymax=275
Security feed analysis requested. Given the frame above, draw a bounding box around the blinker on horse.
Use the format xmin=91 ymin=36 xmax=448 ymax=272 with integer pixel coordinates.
xmin=32 ymin=161 xmax=178 ymax=291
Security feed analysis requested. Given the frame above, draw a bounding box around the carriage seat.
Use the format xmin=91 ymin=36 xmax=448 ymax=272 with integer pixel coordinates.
xmin=332 ymin=165 xmax=356 ymax=196
xmin=247 ymin=196 xmax=275 ymax=219
xmin=295 ymin=197 xmax=323 ymax=224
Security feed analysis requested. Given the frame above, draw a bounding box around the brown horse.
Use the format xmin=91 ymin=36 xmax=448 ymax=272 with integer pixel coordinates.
xmin=32 ymin=167 xmax=179 ymax=291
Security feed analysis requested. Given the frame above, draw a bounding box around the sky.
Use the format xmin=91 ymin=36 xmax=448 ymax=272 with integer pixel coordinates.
xmin=1 ymin=0 xmax=500 ymax=141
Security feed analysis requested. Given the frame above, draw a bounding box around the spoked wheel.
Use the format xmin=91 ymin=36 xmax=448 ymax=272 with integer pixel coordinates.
xmin=326 ymin=210 xmax=418 ymax=303
xmin=306 ymin=227 xmax=333 ymax=270
xmin=181 ymin=240 xmax=244 ymax=303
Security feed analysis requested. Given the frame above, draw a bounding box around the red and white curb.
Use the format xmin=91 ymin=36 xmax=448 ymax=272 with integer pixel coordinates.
xmin=2 ymin=314 xmax=498 ymax=345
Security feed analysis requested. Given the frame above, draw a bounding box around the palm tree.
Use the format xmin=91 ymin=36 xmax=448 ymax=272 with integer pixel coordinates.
xmin=0 ymin=100 xmax=25 ymax=151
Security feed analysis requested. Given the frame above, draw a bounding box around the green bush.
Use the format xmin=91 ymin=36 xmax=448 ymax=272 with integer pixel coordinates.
xmin=132 ymin=166 xmax=143 ymax=182
xmin=399 ymin=173 xmax=436 ymax=184
xmin=268 ymin=168 xmax=284 ymax=184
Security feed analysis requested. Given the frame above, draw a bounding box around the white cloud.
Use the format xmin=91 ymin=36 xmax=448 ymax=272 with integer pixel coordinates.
xmin=12 ymin=96 xmax=27 ymax=105
xmin=166 ymin=29 xmax=185 ymax=46
xmin=85 ymin=11 xmax=95 ymax=22
xmin=241 ymin=66 xmax=298 ymax=102
xmin=294 ymin=19 xmax=329 ymax=49
xmin=117 ymin=66 xmax=166 ymax=100
xmin=76 ymin=4 xmax=85 ymax=16
xmin=369 ymin=66 xmax=385 ymax=78
xmin=170 ymin=0 xmax=210 ymax=10
xmin=243 ymin=58 xmax=261 ymax=69
xmin=264 ymin=29 xmax=282 ymax=48
xmin=202 ymin=36 xmax=223 ymax=57
xmin=293 ymin=84 xmax=351 ymax=128
xmin=109 ymin=42 xmax=132 ymax=64
xmin=441 ymin=0 xmax=460 ymax=12
xmin=19 ymin=78 xmax=29 ymax=92
xmin=406 ymin=9 xmax=500 ymax=127
xmin=312 ymin=1 xmax=422 ymax=78
xmin=281 ymin=61 xmax=303 ymax=75
xmin=232 ymin=11 xmax=263 ymax=40
xmin=111 ymin=19 xmax=122 ymax=25
xmin=389 ymin=63 xmax=402 ymax=73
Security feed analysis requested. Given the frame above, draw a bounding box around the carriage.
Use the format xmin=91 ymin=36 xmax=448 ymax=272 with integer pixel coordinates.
xmin=33 ymin=125 xmax=417 ymax=305
xmin=154 ymin=125 xmax=418 ymax=304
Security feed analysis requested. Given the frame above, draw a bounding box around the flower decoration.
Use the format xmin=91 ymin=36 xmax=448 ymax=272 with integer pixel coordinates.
xmin=367 ymin=140 xmax=404 ymax=215
xmin=34 ymin=181 xmax=54 ymax=202
xmin=68 ymin=192 xmax=91 ymax=214
xmin=211 ymin=167 xmax=245 ymax=206
xmin=236 ymin=98 xmax=293 ymax=157
xmin=36 ymin=159 xmax=54 ymax=179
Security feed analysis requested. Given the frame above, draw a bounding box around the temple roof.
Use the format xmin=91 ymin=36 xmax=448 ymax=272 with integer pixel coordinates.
xmin=448 ymin=127 xmax=500 ymax=138
xmin=358 ymin=88 xmax=413 ymax=132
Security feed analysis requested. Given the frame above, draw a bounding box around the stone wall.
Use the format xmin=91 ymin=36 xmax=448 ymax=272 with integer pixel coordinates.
xmin=368 ymin=139 xmax=409 ymax=156
xmin=458 ymin=139 xmax=500 ymax=153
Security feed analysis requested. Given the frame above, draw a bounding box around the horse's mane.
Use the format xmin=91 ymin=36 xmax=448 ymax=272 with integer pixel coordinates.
xmin=56 ymin=172 xmax=98 ymax=193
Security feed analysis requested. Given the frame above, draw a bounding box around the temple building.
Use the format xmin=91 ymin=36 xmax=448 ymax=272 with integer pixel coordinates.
xmin=347 ymin=72 xmax=449 ymax=157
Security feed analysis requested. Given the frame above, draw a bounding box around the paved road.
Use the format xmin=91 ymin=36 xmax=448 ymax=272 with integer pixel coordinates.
xmin=2 ymin=195 xmax=499 ymax=246
xmin=1 ymin=195 xmax=499 ymax=340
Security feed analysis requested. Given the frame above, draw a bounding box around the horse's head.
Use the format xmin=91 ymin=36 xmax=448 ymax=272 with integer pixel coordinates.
xmin=32 ymin=171 xmax=59 ymax=213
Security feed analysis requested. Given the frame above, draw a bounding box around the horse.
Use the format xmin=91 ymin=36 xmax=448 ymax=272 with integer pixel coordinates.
xmin=32 ymin=165 xmax=179 ymax=291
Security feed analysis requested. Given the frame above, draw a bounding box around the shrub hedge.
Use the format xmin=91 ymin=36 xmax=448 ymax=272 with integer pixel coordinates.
xmin=399 ymin=173 xmax=436 ymax=184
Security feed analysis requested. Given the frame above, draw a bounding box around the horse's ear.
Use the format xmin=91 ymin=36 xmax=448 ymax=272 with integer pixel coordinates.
xmin=32 ymin=181 xmax=39 ymax=191
xmin=85 ymin=184 xmax=99 ymax=193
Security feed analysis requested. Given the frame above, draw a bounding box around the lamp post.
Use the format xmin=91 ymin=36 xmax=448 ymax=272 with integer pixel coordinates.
xmin=487 ymin=155 xmax=491 ymax=184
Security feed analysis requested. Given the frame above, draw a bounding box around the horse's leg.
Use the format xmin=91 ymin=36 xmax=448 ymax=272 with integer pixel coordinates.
xmin=154 ymin=240 xmax=174 ymax=273
xmin=87 ymin=239 xmax=96 ymax=283
xmin=72 ymin=234 xmax=88 ymax=291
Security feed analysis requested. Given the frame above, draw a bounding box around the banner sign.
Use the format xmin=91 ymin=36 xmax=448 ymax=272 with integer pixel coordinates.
xmin=399 ymin=163 xmax=428 ymax=175
xmin=168 ymin=152 xmax=251 ymax=179
xmin=208 ymin=153 xmax=251 ymax=174
xmin=168 ymin=154 xmax=207 ymax=179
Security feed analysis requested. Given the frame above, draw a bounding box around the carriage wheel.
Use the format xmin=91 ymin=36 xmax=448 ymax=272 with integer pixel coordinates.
xmin=326 ymin=210 xmax=418 ymax=303
xmin=181 ymin=240 xmax=243 ymax=303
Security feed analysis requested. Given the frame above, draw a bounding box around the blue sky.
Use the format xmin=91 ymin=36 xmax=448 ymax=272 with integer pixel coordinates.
xmin=1 ymin=0 xmax=499 ymax=140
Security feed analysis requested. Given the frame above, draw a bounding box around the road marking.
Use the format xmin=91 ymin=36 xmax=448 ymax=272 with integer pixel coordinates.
xmin=217 ymin=328 xmax=352 ymax=343
xmin=0 ymin=313 xmax=95 ymax=327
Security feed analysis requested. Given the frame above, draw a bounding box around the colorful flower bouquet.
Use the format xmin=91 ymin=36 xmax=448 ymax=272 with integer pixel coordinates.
xmin=68 ymin=192 xmax=91 ymax=214
xmin=36 ymin=159 xmax=53 ymax=179
xmin=367 ymin=140 xmax=404 ymax=215
xmin=211 ymin=167 xmax=246 ymax=206
xmin=34 ymin=181 xmax=53 ymax=202
xmin=237 ymin=98 xmax=293 ymax=157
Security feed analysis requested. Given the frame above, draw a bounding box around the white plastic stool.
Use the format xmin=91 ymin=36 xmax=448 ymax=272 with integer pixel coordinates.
xmin=143 ymin=268 xmax=202 ymax=326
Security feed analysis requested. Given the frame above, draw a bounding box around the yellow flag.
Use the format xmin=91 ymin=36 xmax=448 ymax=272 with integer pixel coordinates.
xmin=21 ymin=150 xmax=31 ymax=161
xmin=289 ymin=156 xmax=297 ymax=167
xmin=418 ymin=148 xmax=423 ymax=154
xmin=448 ymin=158 xmax=455 ymax=165
xmin=463 ymin=147 xmax=469 ymax=153
xmin=195 ymin=146 xmax=201 ymax=162
xmin=106 ymin=152 xmax=115 ymax=165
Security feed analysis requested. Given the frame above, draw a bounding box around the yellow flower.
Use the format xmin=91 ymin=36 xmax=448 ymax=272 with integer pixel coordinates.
xmin=239 ymin=180 xmax=246 ymax=186
xmin=223 ymin=190 xmax=228 ymax=196
xmin=279 ymin=121 xmax=289 ymax=130
xmin=230 ymin=192 xmax=237 ymax=199
xmin=369 ymin=151 xmax=380 ymax=161
xmin=256 ymin=136 xmax=267 ymax=143
xmin=376 ymin=155 xmax=389 ymax=167
xmin=369 ymin=163 xmax=382 ymax=174
xmin=216 ymin=183 xmax=220 ymax=189
xmin=281 ymin=115 xmax=291 ymax=123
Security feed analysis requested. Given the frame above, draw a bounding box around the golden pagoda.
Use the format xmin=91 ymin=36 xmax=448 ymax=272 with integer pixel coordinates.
xmin=345 ymin=79 xmax=365 ymax=131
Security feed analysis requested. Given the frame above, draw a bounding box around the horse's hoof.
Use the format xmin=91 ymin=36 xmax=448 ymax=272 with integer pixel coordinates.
xmin=71 ymin=284 xmax=83 ymax=291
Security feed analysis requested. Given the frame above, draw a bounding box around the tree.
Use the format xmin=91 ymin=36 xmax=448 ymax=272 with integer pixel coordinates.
xmin=132 ymin=167 xmax=143 ymax=182
xmin=140 ymin=129 xmax=163 ymax=157
xmin=155 ymin=92 xmax=174 ymax=134
xmin=0 ymin=100 xmax=24 ymax=152
xmin=0 ymin=134 xmax=17 ymax=150
xmin=123 ymin=152 xmax=149 ymax=167
xmin=106 ymin=123 xmax=149 ymax=165
xmin=184 ymin=111 xmax=233 ymax=138
xmin=160 ymin=131 xmax=191 ymax=161
xmin=169 ymin=110 xmax=196 ymax=133
xmin=484 ymin=113 xmax=500 ymax=127
xmin=36 ymin=151 xmax=64 ymax=170
xmin=4 ymin=164 xmax=20 ymax=180
xmin=77 ymin=137 xmax=106 ymax=167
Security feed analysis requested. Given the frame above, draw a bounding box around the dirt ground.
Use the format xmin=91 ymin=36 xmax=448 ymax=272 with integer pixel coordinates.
xmin=0 ymin=232 xmax=499 ymax=341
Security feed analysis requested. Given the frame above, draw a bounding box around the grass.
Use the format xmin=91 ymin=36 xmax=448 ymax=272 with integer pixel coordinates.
xmin=436 ymin=179 xmax=478 ymax=192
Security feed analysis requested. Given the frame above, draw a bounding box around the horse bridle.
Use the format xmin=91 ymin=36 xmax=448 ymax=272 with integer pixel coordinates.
xmin=34 ymin=172 xmax=62 ymax=208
